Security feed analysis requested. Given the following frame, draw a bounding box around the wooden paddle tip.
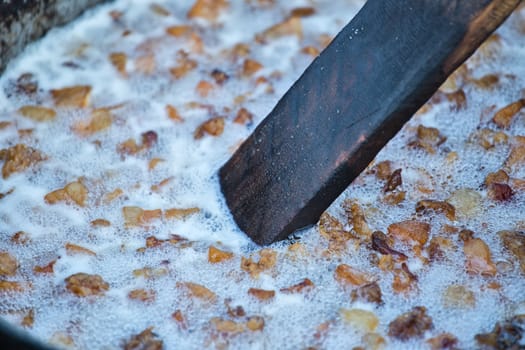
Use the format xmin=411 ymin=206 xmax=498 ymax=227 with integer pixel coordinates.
xmin=219 ymin=162 xmax=286 ymax=246
xmin=219 ymin=0 xmax=521 ymax=246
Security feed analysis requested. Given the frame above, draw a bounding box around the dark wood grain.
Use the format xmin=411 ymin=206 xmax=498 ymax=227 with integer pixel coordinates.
xmin=219 ymin=0 xmax=520 ymax=245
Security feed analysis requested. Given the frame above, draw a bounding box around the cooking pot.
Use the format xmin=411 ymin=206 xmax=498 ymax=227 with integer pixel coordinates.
xmin=0 ymin=1 xmax=522 ymax=349
xmin=0 ymin=0 xmax=105 ymax=74
xmin=0 ymin=318 xmax=55 ymax=350
xmin=1 ymin=1 xmax=106 ymax=348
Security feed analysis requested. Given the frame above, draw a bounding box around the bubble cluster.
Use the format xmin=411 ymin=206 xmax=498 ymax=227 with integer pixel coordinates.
xmin=0 ymin=1 xmax=524 ymax=349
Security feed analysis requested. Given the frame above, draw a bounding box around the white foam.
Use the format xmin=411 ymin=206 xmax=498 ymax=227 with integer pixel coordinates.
xmin=0 ymin=1 xmax=524 ymax=349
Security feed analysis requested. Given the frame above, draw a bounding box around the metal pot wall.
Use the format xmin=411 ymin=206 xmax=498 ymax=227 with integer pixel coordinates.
xmin=0 ymin=318 xmax=55 ymax=350
xmin=1 ymin=2 xmax=107 ymax=348
xmin=0 ymin=0 xmax=106 ymax=74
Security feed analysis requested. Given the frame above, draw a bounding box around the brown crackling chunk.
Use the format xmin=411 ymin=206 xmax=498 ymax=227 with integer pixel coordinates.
xmin=65 ymin=243 xmax=96 ymax=256
xmin=248 ymin=288 xmax=275 ymax=301
xmin=210 ymin=317 xmax=245 ymax=335
xmin=426 ymin=333 xmax=458 ymax=350
xmin=384 ymin=168 xmax=402 ymax=192
xmin=280 ymin=278 xmax=314 ymax=293
xmin=194 ymin=117 xmax=225 ymax=139
xmin=225 ymin=299 xmax=246 ymax=318
xmin=290 ymin=7 xmax=315 ymax=17
xmin=109 ymin=52 xmax=127 ymax=75
xmin=383 ymin=190 xmax=406 ymax=205
xmin=188 ymin=0 xmax=228 ymax=21
xmin=172 ymin=310 xmax=187 ymax=329
xmin=372 ymin=160 xmax=392 ymax=180
xmin=444 ymin=89 xmax=467 ymax=110
xmin=65 ymin=273 xmax=109 ymax=297
xmin=241 ymin=249 xmax=277 ymax=278
xmin=11 ymin=231 xmax=30 ymax=244
xmin=415 ymin=200 xmax=456 ymax=221
xmin=234 ymin=107 xmax=254 ymax=125
xmin=485 ymin=169 xmax=510 ymax=186
xmin=170 ymin=52 xmax=197 ymax=79
xmin=469 ymin=128 xmax=509 ymax=150
xmin=475 ymin=315 xmax=525 ymax=349
xmin=505 ymin=142 xmax=525 ymax=170
xmin=45 ymin=181 xmax=88 ymax=207
xmin=492 ymin=99 xmax=525 ymax=128
xmin=0 ymin=280 xmax=23 ymax=292
xmin=33 ymin=259 xmax=56 ymax=274
xmin=0 ymin=252 xmax=18 ymax=276
xmin=246 ymin=316 xmax=265 ymax=331
xmin=0 ymin=144 xmax=45 ymax=179
xmin=211 ymin=69 xmax=229 ymax=85
xmin=18 ymin=106 xmax=56 ymax=121
xmin=334 ymin=264 xmax=372 ymax=287
xmin=164 ymin=207 xmax=199 ymax=220
xmin=123 ymin=327 xmax=163 ymax=350
xmin=340 ymin=308 xmax=379 ymax=332
xmin=178 ymin=282 xmax=216 ymax=302
xmin=463 ymin=237 xmax=497 ymax=277
xmin=392 ymin=263 xmax=418 ymax=293
xmin=91 ymin=218 xmax=111 ymax=227
xmin=208 ymin=246 xmax=233 ymax=263
xmin=409 ymin=125 xmax=446 ymax=153
xmin=499 ymin=230 xmax=525 ymax=273
xmin=118 ymin=130 xmax=158 ymax=156
xmin=242 ymin=59 xmax=263 ymax=77
xmin=488 ymin=183 xmax=513 ymax=201
xmin=350 ymin=282 xmax=383 ymax=304
xmin=427 ymin=237 xmax=453 ymax=261
xmin=73 ymin=108 xmax=112 ymax=136
xmin=388 ymin=306 xmax=433 ymax=341
xmin=104 ymin=188 xmax=123 ymax=204
xmin=51 ymin=85 xmax=91 ymax=108
xmin=21 ymin=309 xmax=35 ymax=328
xmin=122 ymin=206 xmax=162 ymax=227
xmin=343 ymin=200 xmax=372 ymax=239
xmin=371 ymin=231 xmax=407 ymax=258
xmin=166 ymin=104 xmax=184 ymax=122
xmin=388 ymin=220 xmax=430 ymax=246
xmin=132 ymin=267 xmax=168 ymax=279
xmin=128 ymin=288 xmax=156 ymax=303
xmin=256 ymin=16 xmax=302 ymax=43
xmin=318 ymin=212 xmax=353 ymax=250
xmin=0 ymin=188 xmax=14 ymax=200
xmin=469 ymin=73 xmax=499 ymax=89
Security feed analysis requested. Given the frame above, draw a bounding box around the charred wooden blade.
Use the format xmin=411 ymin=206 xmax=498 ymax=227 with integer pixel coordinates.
xmin=219 ymin=0 xmax=520 ymax=245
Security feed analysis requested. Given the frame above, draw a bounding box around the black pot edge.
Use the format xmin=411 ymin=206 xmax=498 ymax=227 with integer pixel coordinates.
xmin=0 ymin=318 xmax=56 ymax=350
xmin=0 ymin=0 xmax=108 ymax=75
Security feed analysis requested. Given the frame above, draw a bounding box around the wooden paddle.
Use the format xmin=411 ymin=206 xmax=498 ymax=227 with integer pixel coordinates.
xmin=219 ymin=0 xmax=521 ymax=245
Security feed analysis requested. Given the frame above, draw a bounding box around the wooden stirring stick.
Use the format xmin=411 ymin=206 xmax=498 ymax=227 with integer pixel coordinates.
xmin=220 ymin=0 xmax=520 ymax=245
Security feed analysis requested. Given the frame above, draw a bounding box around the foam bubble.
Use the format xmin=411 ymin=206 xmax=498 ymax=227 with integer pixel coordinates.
xmin=0 ymin=1 xmax=524 ymax=349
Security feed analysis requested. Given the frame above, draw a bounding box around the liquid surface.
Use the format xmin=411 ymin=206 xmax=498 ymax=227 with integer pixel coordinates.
xmin=0 ymin=1 xmax=524 ymax=349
